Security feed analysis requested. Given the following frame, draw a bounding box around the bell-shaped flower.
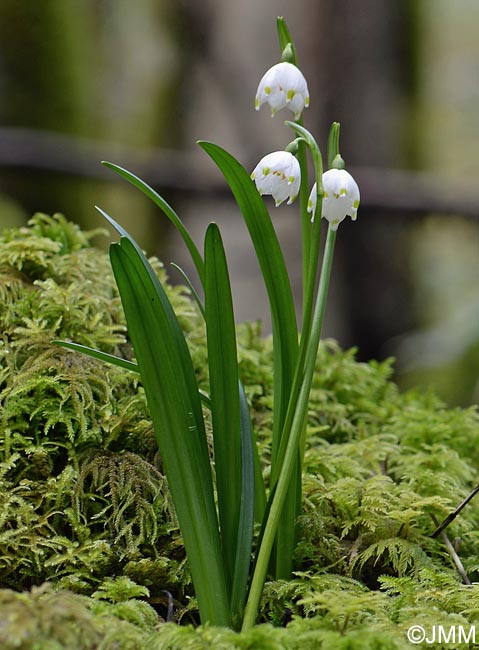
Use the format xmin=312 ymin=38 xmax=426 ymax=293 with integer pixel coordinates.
xmin=251 ymin=151 xmax=301 ymax=206
xmin=255 ymin=62 xmax=309 ymax=120
xmin=307 ymin=169 xmax=360 ymax=229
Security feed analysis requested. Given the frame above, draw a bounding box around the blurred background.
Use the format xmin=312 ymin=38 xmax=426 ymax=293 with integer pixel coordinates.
xmin=0 ymin=0 xmax=477 ymax=406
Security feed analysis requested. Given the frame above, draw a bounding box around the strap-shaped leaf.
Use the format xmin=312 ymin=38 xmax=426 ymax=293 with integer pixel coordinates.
xmin=102 ymin=161 xmax=204 ymax=283
xmin=54 ymin=339 xmax=212 ymax=408
xmin=230 ymin=379 xmax=261 ymax=626
xmin=239 ymin=380 xmax=267 ymax=525
xmin=199 ymin=142 xmax=300 ymax=581
xmin=204 ymin=225 xmax=258 ymax=625
xmin=170 ymin=262 xmax=205 ymax=319
xmin=110 ymin=235 xmax=230 ymax=626
xmin=198 ymin=143 xmax=298 ymax=456
xmin=204 ymin=223 xmax=242 ymax=595
xmin=96 ymin=206 xmax=206 ymax=432
xmin=52 ymin=340 xmax=139 ymax=373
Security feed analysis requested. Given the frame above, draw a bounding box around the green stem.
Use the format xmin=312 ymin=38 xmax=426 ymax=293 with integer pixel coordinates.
xmin=271 ymin=131 xmax=324 ymax=486
xmin=242 ymin=225 xmax=337 ymax=632
xmin=268 ymin=203 xmax=321 ymax=579
xmin=297 ymin=131 xmax=310 ymax=321
xmin=270 ymin=197 xmax=323 ymax=487
xmin=271 ymin=123 xmax=323 ymax=578
xmin=299 ymin=179 xmax=324 ymax=371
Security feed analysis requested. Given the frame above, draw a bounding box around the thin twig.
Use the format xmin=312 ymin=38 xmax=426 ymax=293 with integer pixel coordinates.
xmin=430 ymin=484 xmax=479 ymax=539
xmin=430 ymin=514 xmax=471 ymax=585
xmin=162 ymin=590 xmax=175 ymax=622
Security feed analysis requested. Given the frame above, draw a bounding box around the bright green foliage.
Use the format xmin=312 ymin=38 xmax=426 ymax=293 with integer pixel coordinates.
xmin=73 ymin=450 xmax=171 ymax=556
xmin=91 ymin=576 xmax=159 ymax=628
xmin=109 ymin=229 xmax=231 ymax=627
xmin=0 ymin=214 xmax=192 ymax=596
xmin=0 ymin=580 xmax=162 ymax=650
xmin=1 ymin=215 xmax=479 ymax=647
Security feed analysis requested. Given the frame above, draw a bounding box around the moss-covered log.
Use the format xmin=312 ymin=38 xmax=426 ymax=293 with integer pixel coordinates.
xmin=0 ymin=215 xmax=478 ymax=648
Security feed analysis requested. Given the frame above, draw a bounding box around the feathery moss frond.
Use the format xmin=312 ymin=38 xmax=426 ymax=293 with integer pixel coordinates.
xmin=74 ymin=450 xmax=172 ymax=557
xmin=0 ymin=214 xmax=478 ymax=647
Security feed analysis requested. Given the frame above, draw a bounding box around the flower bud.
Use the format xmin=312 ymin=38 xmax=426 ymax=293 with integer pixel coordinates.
xmin=251 ymin=151 xmax=301 ymax=206
xmin=280 ymin=44 xmax=295 ymax=64
xmin=255 ymin=62 xmax=309 ymax=120
xmin=307 ymin=169 xmax=360 ymax=229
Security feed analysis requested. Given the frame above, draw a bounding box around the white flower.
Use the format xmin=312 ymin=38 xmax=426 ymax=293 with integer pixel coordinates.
xmin=255 ymin=62 xmax=309 ymax=120
xmin=251 ymin=151 xmax=301 ymax=206
xmin=307 ymin=169 xmax=360 ymax=229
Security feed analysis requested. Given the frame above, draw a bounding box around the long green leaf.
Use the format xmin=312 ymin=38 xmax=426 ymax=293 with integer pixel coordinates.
xmin=198 ymin=142 xmax=299 ymax=580
xmin=54 ymin=339 xmax=212 ymax=408
xmin=52 ymin=340 xmax=139 ymax=373
xmin=204 ymin=223 xmax=246 ymax=611
xmin=170 ymin=262 xmax=205 ymax=319
xmin=101 ymin=161 xmax=204 ymax=283
xmin=110 ymin=234 xmax=230 ymax=626
xmin=198 ymin=143 xmax=298 ymax=455
xmin=231 ymin=379 xmax=256 ymax=628
xmin=96 ymin=206 xmax=206 ymax=431
xmin=239 ymin=380 xmax=266 ymax=525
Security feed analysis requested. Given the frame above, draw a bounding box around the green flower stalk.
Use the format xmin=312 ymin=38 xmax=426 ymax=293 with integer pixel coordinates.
xmin=242 ymin=111 xmax=362 ymax=628
xmin=242 ymin=223 xmax=338 ymax=632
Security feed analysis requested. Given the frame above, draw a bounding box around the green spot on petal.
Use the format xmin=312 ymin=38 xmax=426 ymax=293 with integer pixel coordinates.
xmin=353 ymin=199 xmax=360 ymax=208
xmin=286 ymin=89 xmax=295 ymax=101
xmin=265 ymin=86 xmax=271 ymax=95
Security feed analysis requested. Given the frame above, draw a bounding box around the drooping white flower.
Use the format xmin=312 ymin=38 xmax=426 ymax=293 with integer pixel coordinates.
xmin=251 ymin=151 xmax=301 ymax=206
xmin=307 ymin=169 xmax=360 ymax=229
xmin=255 ymin=62 xmax=309 ymax=120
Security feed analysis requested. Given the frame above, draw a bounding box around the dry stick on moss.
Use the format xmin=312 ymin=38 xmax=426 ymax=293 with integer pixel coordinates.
xmin=162 ymin=590 xmax=175 ymax=622
xmin=430 ymin=483 xmax=479 ymax=539
xmin=430 ymin=514 xmax=471 ymax=586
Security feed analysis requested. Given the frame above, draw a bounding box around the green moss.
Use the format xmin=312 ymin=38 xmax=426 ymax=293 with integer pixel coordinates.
xmin=1 ymin=214 xmax=478 ymax=648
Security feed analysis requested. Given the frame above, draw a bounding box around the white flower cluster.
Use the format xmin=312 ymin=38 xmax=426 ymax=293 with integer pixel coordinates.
xmin=252 ymin=60 xmax=360 ymax=227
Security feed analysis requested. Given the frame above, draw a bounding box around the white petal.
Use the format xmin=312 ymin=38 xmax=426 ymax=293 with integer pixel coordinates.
xmin=307 ymin=170 xmax=360 ymax=226
xmin=252 ymin=151 xmax=301 ymax=207
xmin=255 ymin=62 xmax=309 ymax=119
